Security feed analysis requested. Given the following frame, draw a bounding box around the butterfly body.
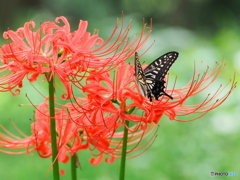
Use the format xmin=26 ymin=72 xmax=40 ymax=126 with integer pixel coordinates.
xmin=134 ymin=51 xmax=179 ymax=102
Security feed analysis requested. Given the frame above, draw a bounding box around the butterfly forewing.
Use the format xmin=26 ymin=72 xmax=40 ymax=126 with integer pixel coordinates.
xmin=144 ymin=52 xmax=178 ymax=81
xmin=134 ymin=51 xmax=179 ymax=101
xmin=144 ymin=52 xmax=178 ymax=100
xmin=134 ymin=52 xmax=149 ymax=97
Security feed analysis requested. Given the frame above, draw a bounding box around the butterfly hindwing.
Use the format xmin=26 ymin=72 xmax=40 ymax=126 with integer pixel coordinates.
xmin=134 ymin=51 xmax=179 ymax=101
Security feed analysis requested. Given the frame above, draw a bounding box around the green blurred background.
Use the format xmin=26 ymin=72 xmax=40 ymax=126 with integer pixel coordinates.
xmin=0 ymin=0 xmax=239 ymax=179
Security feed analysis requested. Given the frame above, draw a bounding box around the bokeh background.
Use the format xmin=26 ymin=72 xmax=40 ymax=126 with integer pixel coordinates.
xmin=0 ymin=0 xmax=240 ymax=179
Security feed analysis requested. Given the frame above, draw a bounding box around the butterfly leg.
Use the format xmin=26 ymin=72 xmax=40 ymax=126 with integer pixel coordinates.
xmin=162 ymin=91 xmax=173 ymax=99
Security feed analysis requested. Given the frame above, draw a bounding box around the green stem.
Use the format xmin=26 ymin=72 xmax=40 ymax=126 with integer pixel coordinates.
xmin=48 ymin=77 xmax=60 ymax=180
xmin=71 ymin=154 xmax=77 ymax=180
xmin=119 ymin=120 xmax=129 ymax=180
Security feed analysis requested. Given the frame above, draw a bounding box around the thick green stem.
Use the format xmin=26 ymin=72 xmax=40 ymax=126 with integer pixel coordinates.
xmin=71 ymin=154 xmax=77 ymax=180
xmin=48 ymin=77 xmax=60 ymax=180
xmin=119 ymin=120 xmax=129 ymax=180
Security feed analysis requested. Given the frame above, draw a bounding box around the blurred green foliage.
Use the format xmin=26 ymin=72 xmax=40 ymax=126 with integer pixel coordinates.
xmin=0 ymin=0 xmax=239 ymax=180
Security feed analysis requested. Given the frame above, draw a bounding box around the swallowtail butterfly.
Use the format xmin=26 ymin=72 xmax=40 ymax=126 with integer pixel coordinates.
xmin=134 ymin=51 xmax=179 ymax=102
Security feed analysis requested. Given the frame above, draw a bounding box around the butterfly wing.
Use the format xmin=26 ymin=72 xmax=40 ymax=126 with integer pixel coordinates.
xmin=144 ymin=51 xmax=179 ymax=100
xmin=134 ymin=52 xmax=152 ymax=98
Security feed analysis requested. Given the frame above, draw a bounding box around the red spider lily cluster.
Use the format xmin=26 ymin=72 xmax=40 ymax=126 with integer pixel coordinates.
xmin=0 ymin=16 xmax=236 ymax=169
xmin=0 ymin=16 xmax=150 ymax=98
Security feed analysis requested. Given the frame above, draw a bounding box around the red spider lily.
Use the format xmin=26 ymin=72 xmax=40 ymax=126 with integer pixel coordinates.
xmin=80 ymin=60 xmax=236 ymax=124
xmin=0 ymin=16 xmax=152 ymax=98
xmin=0 ymin=97 xmax=157 ymax=167
xmin=68 ymin=60 xmax=235 ymax=159
xmin=0 ymin=58 xmax=235 ymax=167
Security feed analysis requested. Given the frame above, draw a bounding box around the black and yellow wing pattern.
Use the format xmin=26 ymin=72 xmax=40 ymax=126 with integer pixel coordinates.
xmin=134 ymin=51 xmax=179 ymax=102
